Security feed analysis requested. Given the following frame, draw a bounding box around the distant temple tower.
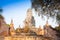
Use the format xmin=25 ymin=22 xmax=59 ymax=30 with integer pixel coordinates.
xmin=10 ymin=19 xmax=14 ymax=28
xmin=24 ymin=8 xmax=35 ymax=28
xmin=10 ymin=19 xmax=15 ymax=36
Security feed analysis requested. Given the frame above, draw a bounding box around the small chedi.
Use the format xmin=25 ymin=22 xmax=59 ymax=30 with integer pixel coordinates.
xmin=9 ymin=19 xmax=15 ymax=36
xmin=0 ymin=8 xmax=58 ymax=40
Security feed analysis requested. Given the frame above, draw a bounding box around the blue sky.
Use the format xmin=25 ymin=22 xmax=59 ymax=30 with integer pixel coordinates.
xmin=0 ymin=0 xmax=58 ymax=29
xmin=0 ymin=0 xmax=26 ymax=7
xmin=1 ymin=0 xmax=31 ymax=29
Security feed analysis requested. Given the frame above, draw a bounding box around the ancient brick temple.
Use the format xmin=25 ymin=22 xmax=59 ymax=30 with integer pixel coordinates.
xmin=0 ymin=8 xmax=58 ymax=40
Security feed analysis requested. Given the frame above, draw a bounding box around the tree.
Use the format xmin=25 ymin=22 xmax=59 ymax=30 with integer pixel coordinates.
xmin=56 ymin=14 xmax=60 ymax=25
xmin=0 ymin=8 xmax=3 ymax=14
xmin=0 ymin=8 xmax=4 ymax=19
xmin=31 ymin=0 xmax=60 ymax=24
xmin=55 ymin=25 xmax=60 ymax=32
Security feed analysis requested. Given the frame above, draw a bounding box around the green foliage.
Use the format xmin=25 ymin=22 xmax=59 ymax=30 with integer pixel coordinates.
xmin=0 ymin=8 xmax=3 ymax=14
xmin=31 ymin=0 xmax=60 ymax=11
xmin=6 ymin=24 xmax=10 ymax=27
xmin=55 ymin=25 xmax=60 ymax=32
xmin=56 ymin=14 xmax=60 ymax=21
xmin=0 ymin=8 xmax=2 ymax=12
xmin=31 ymin=0 xmax=60 ymax=24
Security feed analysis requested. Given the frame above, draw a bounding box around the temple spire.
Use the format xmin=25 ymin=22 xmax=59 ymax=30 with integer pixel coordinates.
xmin=10 ymin=19 xmax=14 ymax=28
xmin=24 ymin=8 xmax=35 ymax=28
xmin=10 ymin=19 xmax=15 ymax=36
xmin=11 ymin=19 xmax=13 ymax=24
xmin=19 ymin=25 xmax=21 ymax=28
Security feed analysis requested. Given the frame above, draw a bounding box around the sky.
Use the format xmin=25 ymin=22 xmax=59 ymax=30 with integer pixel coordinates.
xmin=0 ymin=0 xmax=58 ymax=29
